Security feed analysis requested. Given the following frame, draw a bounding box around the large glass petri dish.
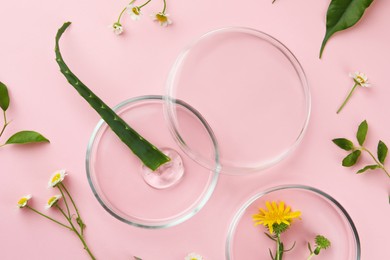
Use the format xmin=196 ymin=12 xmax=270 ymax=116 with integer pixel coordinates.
xmin=226 ymin=185 xmax=360 ymax=259
xmin=165 ymin=27 xmax=311 ymax=174
xmin=86 ymin=95 xmax=220 ymax=228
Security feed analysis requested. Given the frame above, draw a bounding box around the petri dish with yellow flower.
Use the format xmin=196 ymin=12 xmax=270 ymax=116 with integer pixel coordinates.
xmin=226 ymin=185 xmax=360 ymax=259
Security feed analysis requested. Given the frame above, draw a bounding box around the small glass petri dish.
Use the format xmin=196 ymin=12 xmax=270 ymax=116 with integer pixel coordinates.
xmin=165 ymin=27 xmax=311 ymax=174
xmin=86 ymin=95 xmax=220 ymax=228
xmin=226 ymin=185 xmax=360 ymax=259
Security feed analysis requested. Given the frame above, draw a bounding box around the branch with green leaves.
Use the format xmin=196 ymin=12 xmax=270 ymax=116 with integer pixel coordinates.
xmin=0 ymin=82 xmax=49 ymax=147
xmin=333 ymin=120 xmax=389 ymax=178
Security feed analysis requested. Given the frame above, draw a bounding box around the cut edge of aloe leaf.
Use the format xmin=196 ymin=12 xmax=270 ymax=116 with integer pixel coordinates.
xmin=54 ymin=22 xmax=170 ymax=171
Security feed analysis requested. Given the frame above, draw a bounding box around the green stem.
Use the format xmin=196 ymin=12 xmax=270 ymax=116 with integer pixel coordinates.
xmin=57 ymin=185 xmax=71 ymax=218
xmin=0 ymin=110 xmax=9 ymax=139
xmin=162 ymin=0 xmax=167 ymax=13
xmin=60 ymin=183 xmax=84 ymax=235
xmin=337 ymin=83 xmax=358 ymax=114
xmin=139 ymin=0 xmax=152 ymax=8
xmin=56 ymin=205 xmax=96 ymax=260
xmin=307 ymin=252 xmax=315 ymax=260
xmin=26 ymin=205 xmax=72 ymax=231
xmin=275 ymin=234 xmax=282 ymax=260
xmin=361 ymin=147 xmax=390 ymax=178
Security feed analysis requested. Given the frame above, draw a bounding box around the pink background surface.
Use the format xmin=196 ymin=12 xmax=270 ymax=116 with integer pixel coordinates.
xmin=1 ymin=0 xmax=389 ymax=259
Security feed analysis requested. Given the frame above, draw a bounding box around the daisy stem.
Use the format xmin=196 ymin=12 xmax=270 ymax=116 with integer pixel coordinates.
xmin=162 ymin=0 xmax=167 ymax=13
xmin=139 ymin=0 xmax=152 ymax=8
xmin=337 ymin=83 xmax=358 ymax=114
xmin=26 ymin=205 xmax=72 ymax=231
xmin=60 ymin=183 xmax=84 ymax=235
xmin=57 ymin=185 xmax=71 ymax=218
xmin=361 ymin=147 xmax=390 ymax=178
xmin=56 ymin=205 xmax=96 ymax=260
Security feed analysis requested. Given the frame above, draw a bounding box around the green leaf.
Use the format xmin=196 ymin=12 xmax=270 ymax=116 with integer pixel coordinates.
xmin=55 ymin=22 xmax=170 ymax=171
xmin=5 ymin=131 xmax=49 ymax=145
xmin=319 ymin=0 xmax=374 ymax=58
xmin=357 ymin=164 xmax=379 ymax=174
xmin=342 ymin=150 xmax=361 ymax=167
xmin=356 ymin=120 xmax=368 ymax=146
xmin=0 ymin=81 xmax=10 ymax=111
xmin=377 ymin=140 xmax=388 ymax=164
xmin=332 ymin=138 xmax=354 ymax=151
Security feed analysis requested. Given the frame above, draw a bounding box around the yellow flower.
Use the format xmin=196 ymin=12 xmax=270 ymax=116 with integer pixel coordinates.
xmin=252 ymin=201 xmax=301 ymax=234
xmin=17 ymin=195 xmax=32 ymax=208
xmin=48 ymin=169 xmax=67 ymax=187
xmin=45 ymin=195 xmax=62 ymax=209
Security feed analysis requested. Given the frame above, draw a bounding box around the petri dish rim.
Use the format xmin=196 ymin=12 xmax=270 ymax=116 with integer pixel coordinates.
xmin=225 ymin=184 xmax=361 ymax=259
xmin=86 ymin=95 xmax=220 ymax=229
xmin=165 ymin=27 xmax=311 ymax=174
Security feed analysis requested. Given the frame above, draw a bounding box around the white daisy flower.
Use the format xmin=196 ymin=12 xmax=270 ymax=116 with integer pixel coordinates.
xmin=349 ymin=71 xmax=370 ymax=87
xmin=152 ymin=12 xmax=172 ymax=27
xmin=111 ymin=22 xmax=124 ymax=35
xmin=48 ymin=169 xmax=67 ymax=188
xmin=185 ymin=253 xmax=203 ymax=260
xmin=45 ymin=195 xmax=62 ymax=209
xmin=127 ymin=4 xmax=142 ymax=21
xmin=17 ymin=195 xmax=32 ymax=208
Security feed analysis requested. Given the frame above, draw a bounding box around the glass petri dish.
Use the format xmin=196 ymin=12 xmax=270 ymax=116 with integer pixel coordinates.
xmin=165 ymin=27 xmax=311 ymax=174
xmin=226 ymin=185 xmax=360 ymax=259
xmin=86 ymin=95 xmax=220 ymax=228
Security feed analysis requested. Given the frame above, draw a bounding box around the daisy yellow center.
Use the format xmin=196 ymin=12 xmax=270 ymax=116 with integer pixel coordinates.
xmin=48 ymin=197 xmax=57 ymax=205
xmin=156 ymin=13 xmax=168 ymax=23
xmin=51 ymin=173 xmax=61 ymax=184
xmin=356 ymin=75 xmax=365 ymax=83
xmin=132 ymin=7 xmax=140 ymax=15
xmin=18 ymin=198 xmax=28 ymax=205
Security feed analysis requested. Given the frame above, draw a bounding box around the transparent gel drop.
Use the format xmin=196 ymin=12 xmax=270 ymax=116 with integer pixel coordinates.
xmin=141 ymin=148 xmax=185 ymax=189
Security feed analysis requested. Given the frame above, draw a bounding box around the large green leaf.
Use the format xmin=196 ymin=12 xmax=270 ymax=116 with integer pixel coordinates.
xmin=55 ymin=22 xmax=170 ymax=171
xmin=377 ymin=140 xmax=388 ymax=164
xmin=5 ymin=131 xmax=49 ymax=145
xmin=0 ymin=81 xmax=10 ymax=111
xmin=319 ymin=0 xmax=374 ymax=58
xmin=342 ymin=150 xmax=361 ymax=167
xmin=356 ymin=120 xmax=368 ymax=146
xmin=332 ymin=138 xmax=354 ymax=151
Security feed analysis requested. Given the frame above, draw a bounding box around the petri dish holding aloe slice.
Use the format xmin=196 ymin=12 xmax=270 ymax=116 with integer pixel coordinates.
xmin=86 ymin=96 xmax=220 ymax=228
xmin=165 ymin=27 xmax=311 ymax=174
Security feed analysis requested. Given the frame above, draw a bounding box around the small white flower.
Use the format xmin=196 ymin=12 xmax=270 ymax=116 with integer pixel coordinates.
xmin=349 ymin=71 xmax=370 ymax=87
xmin=111 ymin=22 xmax=124 ymax=35
xmin=48 ymin=169 xmax=67 ymax=188
xmin=152 ymin=12 xmax=172 ymax=27
xmin=127 ymin=4 xmax=142 ymax=21
xmin=17 ymin=195 xmax=32 ymax=208
xmin=45 ymin=195 xmax=62 ymax=209
xmin=185 ymin=253 xmax=203 ymax=260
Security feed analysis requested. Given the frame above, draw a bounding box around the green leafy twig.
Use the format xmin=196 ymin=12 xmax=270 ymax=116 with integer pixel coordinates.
xmin=320 ymin=0 xmax=374 ymax=58
xmin=307 ymin=235 xmax=331 ymax=259
xmin=54 ymin=22 xmax=170 ymax=171
xmin=0 ymin=82 xmax=49 ymax=147
xmin=333 ymin=120 xmax=390 ymax=178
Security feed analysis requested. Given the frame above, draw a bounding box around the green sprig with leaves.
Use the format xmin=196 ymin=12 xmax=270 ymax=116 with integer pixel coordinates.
xmin=0 ymin=82 xmax=49 ymax=147
xmin=307 ymin=235 xmax=331 ymax=259
xmin=333 ymin=120 xmax=389 ymax=178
